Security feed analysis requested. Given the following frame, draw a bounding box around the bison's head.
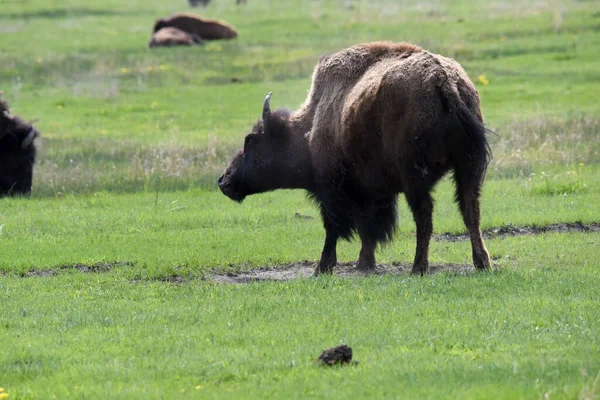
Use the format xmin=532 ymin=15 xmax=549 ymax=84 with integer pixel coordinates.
xmin=153 ymin=19 xmax=168 ymax=33
xmin=218 ymin=92 xmax=301 ymax=202
xmin=0 ymin=100 xmax=39 ymax=197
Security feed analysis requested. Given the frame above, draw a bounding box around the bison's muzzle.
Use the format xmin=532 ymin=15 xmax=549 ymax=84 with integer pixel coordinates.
xmin=217 ymin=174 xmax=245 ymax=203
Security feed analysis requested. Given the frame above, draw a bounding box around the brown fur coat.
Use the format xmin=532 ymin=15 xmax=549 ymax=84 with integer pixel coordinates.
xmin=291 ymin=42 xmax=483 ymax=189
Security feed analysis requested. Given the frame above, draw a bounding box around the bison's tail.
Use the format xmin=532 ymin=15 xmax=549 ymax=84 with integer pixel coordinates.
xmin=455 ymin=103 xmax=492 ymax=181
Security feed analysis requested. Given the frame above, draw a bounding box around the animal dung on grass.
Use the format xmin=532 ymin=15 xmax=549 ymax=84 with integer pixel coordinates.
xmin=318 ymin=345 xmax=353 ymax=366
xmin=149 ymin=27 xmax=203 ymax=48
xmin=0 ymin=98 xmax=39 ymax=197
xmin=218 ymin=42 xmax=492 ymax=276
xmin=153 ymin=13 xmax=238 ymax=41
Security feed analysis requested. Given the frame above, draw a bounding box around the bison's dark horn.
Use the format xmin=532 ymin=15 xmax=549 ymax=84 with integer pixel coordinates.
xmin=21 ymin=127 xmax=36 ymax=149
xmin=262 ymin=92 xmax=273 ymax=121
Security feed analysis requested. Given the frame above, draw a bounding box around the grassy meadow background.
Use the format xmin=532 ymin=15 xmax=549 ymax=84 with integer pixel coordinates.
xmin=1 ymin=0 xmax=599 ymax=398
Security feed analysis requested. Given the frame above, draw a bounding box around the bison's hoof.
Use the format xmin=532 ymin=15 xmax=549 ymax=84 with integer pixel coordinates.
xmin=474 ymin=254 xmax=491 ymax=270
xmin=410 ymin=265 xmax=428 ymax=276
xmin=313 ymin=266 xmax=334 ymax=277
xmin=356 ymin=261 xmax=376 ymax=272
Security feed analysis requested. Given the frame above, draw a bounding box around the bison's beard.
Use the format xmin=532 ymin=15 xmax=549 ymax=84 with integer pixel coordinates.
xmin=221 ymin=188 xmax=246 ymax=203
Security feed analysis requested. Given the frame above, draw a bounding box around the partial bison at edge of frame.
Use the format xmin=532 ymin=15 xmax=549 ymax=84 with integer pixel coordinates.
xmin=0 ymin=98 xmax=39 ymax=198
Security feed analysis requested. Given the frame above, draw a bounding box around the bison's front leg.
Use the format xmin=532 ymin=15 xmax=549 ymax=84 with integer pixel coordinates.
xmin=314 ymin=230 xmax=338 ymax=276
xmin=356 ymin=240 xmax=376 ymax=271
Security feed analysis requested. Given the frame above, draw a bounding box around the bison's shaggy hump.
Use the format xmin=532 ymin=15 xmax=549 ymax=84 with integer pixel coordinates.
xmin=153 ymin=13 xmax=238 ymax=41
xmin=148 ymin=27 xmax=202 ymax=48
xmin=297 ymin=41 xmax=490 ymax=181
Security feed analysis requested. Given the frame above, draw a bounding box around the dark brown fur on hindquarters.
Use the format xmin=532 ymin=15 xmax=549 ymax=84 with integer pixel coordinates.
xmin=0 ymin=98 xmax=39 ymax=197
xmin=218 ymin=42 xmax=492 ymax=276
xmin=153 ymin=13 xmax=237 ymax=40
xmin=318 ymin=345 xmax=353 ymax=366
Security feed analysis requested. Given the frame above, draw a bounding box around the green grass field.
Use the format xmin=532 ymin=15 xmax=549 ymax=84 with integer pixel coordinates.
xmin=1 ymin=0 xmax=599 ymax=398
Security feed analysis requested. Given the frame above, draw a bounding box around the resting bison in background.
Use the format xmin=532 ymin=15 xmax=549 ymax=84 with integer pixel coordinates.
xmin=0 ymin=99 xmax=39 ymax=197
xmin=188 ymin=0 xmax=247 ymax=6
xmin=149 ymin=27 xmax=202 ymax=48
xmin=153 ymin=13 xmax=237 ymax=41
xmin=219 ymin=42 xmax=492 ymax=276
xmin=189 ymin=0 xmax=210 ymax=6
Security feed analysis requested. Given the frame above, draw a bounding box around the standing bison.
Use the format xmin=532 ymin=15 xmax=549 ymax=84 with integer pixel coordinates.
xmin=153 ymin=13 xmax=238 ymax=41
xmin=218 ymin=42 xmax=491 ymax=276
xmin=0 ymin=99 xmax=39 ymax=197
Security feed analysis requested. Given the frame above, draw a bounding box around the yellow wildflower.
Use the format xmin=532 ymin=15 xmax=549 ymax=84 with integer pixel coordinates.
xmin=147 ymin=66 xmax=154 ymax=72
xmin=120 ymin=67 xmax=129 ymax=74
xmin=195 ymin=385 xmax=203 ymax=390
xmin=159 ymin=65 xmax=166 ymax=71
xmin=101 ymin=129 xmax=108 ymax=135
xmin=57 ymin=105 xmax=63 ymax=110
xmin=205 ymin=44 xmax=222 ymax=52
xmin=0 ymin=392 xmax=8 ymax=399
xmin=151 ymin=101 xmax=158 ymax=109
xmin=0 ymin=388 xmax=4 ymax=392
xmin=477 ymin=74 xmax=489 ymax=86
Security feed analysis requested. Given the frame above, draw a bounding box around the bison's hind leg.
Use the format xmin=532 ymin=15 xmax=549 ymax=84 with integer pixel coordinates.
xmin=403 ymin=184 xmax=434 ymax=275
xmin=450 ymin=101 xmax=492 ymax=270
xmin=356 ymin=195 xmax=398 ymax=271
xmin=400 ymin=159 xmax=452 ymax=275
xmin=452 ymin=165 xmax=491 ymax=270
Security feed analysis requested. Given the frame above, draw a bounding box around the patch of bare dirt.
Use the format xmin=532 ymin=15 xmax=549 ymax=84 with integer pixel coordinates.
xmin=436 ymin=222 xmax=600 ymax=242
xmin=211 ymin=261 xmax=473 ymax=284
xmin=24 ymin=261 xmax=133 ymax=277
